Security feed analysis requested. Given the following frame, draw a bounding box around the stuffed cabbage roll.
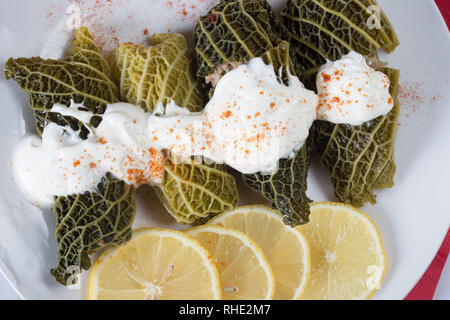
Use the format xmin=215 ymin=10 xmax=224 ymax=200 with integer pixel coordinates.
xmin=154 ymin=158 xmax=238 ymax=225
xmin=51 ymin=173 xmax=136 ymax=286
xmin=282 ymin=0 xmax=399 ymax=89
xmin=314 ymin=68 xmax=400 ymax=207
xmin=283 ymin=0 xmax=401 ymax=207
xmin=194 ymin=0 xmax=313 ymax=226
xmin=194 ymin=0 xmax=285 ymax=80
xmin=5 ymin=27 xmax=119 ymax=139
xmin=108 ymin=33 xmax=204 ymax=113
xmin=108 ymin=33 xmax=238 ymax=224
xmin=5 ymin=28 xmax=136 ymax=285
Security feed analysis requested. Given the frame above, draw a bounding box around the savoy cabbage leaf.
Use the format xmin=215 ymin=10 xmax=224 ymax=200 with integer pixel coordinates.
xmin=313 ymin=68 xmax=400 ymax=207
xmin=4 ymin=28 xmax=119 ymax=138
xmin=108 ymin=33 xmax=238 ymax=224
xmin=282 ymin=0 xmax=400 ymax=206
xmin=51 ymin=173 xmax=136 ymax=285
xmin=282 ymin=0 xmax=399 ymax=88
xmin=194 ymin=1 xmax=313 ymax=226
xmin=5 ymin=28 xmax=134 ymax=286
xmin=243 ymin=138 xmax=313 ymax=226
xmin=67 ymin=26 xmax=114 ymax=78
xmin=242 ymin=42 xmax=313 ymax=226
xmin=108 ymin=33 xmax=204 ymax=113
xmin=154 ymin=156 xmax=238 ymax=225
xmin=194 ymin=0 xmax=286 ymax=80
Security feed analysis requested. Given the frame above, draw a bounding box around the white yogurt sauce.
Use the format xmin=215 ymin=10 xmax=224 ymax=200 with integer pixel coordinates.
xmin=316 ymin=51 xmax=394 ymax=126
xmin=12 ymin=58 xmax=318 ymax=207
xmin=199 ymin=59 xmax=318 ymax=174
xmin=12 ymin=102 xmax=166 ymax=208
xmin=12 ymin=53 xmax=394 ymax=208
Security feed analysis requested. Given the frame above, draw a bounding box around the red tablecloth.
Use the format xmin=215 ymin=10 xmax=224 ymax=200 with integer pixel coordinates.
xmin=436 ymin=0 xmax=450 ymax=28
xmin=404 ymin=0 xmax=450 ymax=300
xmin=405 ymin=229 xmax=450 ymax=300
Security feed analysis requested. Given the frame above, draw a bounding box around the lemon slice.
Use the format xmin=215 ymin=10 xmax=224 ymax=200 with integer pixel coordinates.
xmin=186 ymin=225 xmax=275 ymax=300
xmin=208 ymin=205 xmax=311 ymax=300
xmin=297 ymin=202 xmax=387 ymax=300
xmin=89 ymin=228 xmax=221 ymax=300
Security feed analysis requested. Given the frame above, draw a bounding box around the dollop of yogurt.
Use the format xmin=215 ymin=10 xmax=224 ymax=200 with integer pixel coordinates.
xmin=12 ymin=58 xmax=318 ymax=207
xmin=12 ymin=102 xmax=166 ymax=208
xmin=316 ymin=51 xmax=393 ymax=126
xmin=202 ymin=58 xmax=318 ymax=174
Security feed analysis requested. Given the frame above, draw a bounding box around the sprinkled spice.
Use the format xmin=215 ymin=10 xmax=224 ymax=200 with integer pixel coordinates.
xmin=221 ymin=110 xmax=233 ymax=119
xmin=69 ymin=0 xmax=124 ymax=52
xmin=398 ymin=81 xmax=443 ymax=119
xmin=322 ymin=73 xmax=331 ymax=82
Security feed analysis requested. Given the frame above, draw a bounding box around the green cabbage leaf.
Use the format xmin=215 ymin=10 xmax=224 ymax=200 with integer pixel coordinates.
xmin=194 ymin=1 xmax=313 ymax=226
xmin=67 ymin=27 xmax=114 ymax=78
xmin=154 ymin=157 xmax=238 ymax=224
xmin=51 ymin=173 xmax=136 ymax=285
xmin=282 ymin=0 xmax=400 ymax=207
xmin=244 ymin=137 xmax=313 ymax=226
xmin=282 ymin=0 xmax=399 ymax=88
xmin=108 ymin=33 xmax=204 ymax=113
xmin=5 ymin=28 xmax=135 ymax=286
xmin=108 ymin=33 xmax=238 ymax=224
xmin=242 ymin=42 xmax=313 ymax=226
xmin=194 ymin=0 xmax=286 ymax=80
xmin=4 ymin=27 xmax=119 ymax=139
xmin=313 ymin=68 xmax=400 ymax=207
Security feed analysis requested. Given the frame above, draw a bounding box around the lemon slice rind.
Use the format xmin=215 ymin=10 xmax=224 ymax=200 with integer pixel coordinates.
xmin=208 ymin=205 xmax=311 ymax=300
xmin=89 ymin=227 xmax=222 ymax=300
xmin=186 ymin=224 xmax=276 ymax=300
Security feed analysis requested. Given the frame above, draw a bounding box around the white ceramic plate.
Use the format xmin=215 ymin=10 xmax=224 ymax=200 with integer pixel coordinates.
xmin=0 ymin=0 xmax=448 ymax=300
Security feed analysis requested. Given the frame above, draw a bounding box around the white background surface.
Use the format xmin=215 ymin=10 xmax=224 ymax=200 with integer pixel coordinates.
xmin=0 ymin=0 xmax=449 ymax=300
